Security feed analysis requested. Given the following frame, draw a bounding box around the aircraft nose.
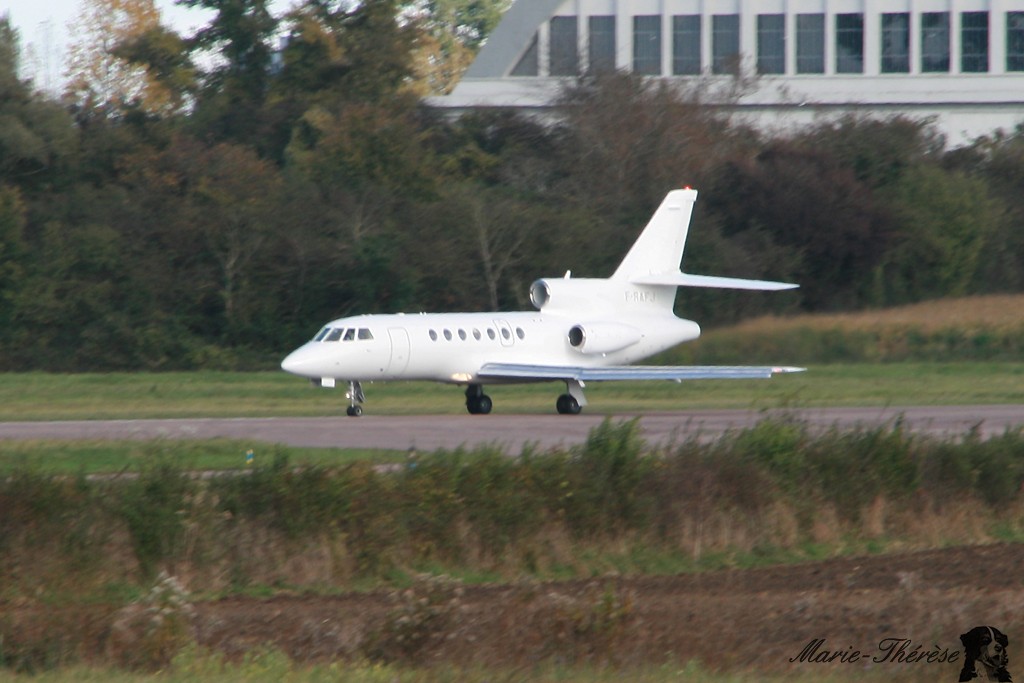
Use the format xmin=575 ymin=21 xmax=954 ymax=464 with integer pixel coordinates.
xmin=281 ymin=345 xmax=321 ymax=377
xmin=280 ymin=350 xmax=301 ymax=374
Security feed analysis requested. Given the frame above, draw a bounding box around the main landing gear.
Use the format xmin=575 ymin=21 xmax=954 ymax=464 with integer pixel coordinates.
xmin=465 ymin=384 xmax=493 ymax=415
xmin=556 ymin=379 xmax=587 ymax=415
xmin=346 ymin=381 xmax=365 ymax=417
xmin=465 ymin=380 xmax=588 ymax=415
xmin=555 ymin=393 xmax=581 ymax=415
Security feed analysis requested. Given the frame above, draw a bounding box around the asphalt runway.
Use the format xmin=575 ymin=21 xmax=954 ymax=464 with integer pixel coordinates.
xmin=1 ymin=405 xmax=1022 ymax=451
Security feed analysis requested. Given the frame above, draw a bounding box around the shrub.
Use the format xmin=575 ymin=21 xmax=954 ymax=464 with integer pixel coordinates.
xmin=365 ymin=573 xmax=464 ymax=664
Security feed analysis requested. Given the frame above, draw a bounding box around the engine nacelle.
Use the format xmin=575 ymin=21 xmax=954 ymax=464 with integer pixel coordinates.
xmin=567 ymin=322 xmax=643 ymax=355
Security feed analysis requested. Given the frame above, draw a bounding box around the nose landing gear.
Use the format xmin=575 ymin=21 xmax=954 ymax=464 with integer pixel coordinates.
xmin=346 ymin=381 xmax=365 ymax=417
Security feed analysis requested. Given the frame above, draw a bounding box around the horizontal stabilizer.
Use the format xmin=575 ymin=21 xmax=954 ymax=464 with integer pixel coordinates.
xmin=480 ymin=363 xmax=805 ymax=382
xmin=630 ymin=272 xmax=799 ymax=291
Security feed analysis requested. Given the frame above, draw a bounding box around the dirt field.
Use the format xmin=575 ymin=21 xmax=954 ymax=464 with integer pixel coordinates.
xmin=12 ymin=544 xmax=1021 ymax=677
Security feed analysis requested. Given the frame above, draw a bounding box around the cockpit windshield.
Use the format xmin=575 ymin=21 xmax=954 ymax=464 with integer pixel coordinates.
xmin=314 ymin=327 xmax=375 ymax=342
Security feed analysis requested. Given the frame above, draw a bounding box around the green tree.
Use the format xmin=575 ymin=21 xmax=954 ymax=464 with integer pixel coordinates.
xmin=960 ymin=129 xmax=1024 ymax=293
xmin=799 ymin=114 xmax=946 ymax=189
xmin=876 ymin=166 xmax=999 ymax=302
xmin=703 ymin=142 xmax=887 ymax=311
xmin=0 ymin=18 xmax=76 ymax=190
xmin=273 ymin=0 xmax=419 ymax=105
xmin=114 ymin=25 xmax=199 ymax=115
xmin=0 ymin=185 xmax=27 ymax=337
xmin=286 ymin=101 xmax=437 ymax=243
xmin=178 ymin=0 xmax=278 ymax=142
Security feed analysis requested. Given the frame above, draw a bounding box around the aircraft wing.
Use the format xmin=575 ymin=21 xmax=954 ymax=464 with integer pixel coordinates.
xmin=478 ymin=363 xmax=805 ymax=382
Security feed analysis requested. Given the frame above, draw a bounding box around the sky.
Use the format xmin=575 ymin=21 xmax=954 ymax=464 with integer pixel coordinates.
xmin=2 ymin=0 xmax=290 ymax=93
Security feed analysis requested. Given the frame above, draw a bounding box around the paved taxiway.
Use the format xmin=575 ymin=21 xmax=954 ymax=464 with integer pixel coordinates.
xmin=1 ymin=405 xmax=1021 ymax=451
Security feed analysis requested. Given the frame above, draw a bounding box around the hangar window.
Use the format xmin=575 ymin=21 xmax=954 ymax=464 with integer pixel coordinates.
xmin=712 ymin=14 xmax=740 ymax=74
xmin=673 ymin=15 xmax=701 ymax=75
xmin=633 ymin=15 xmax=662 ymax=75
xmin=325 ymin=328 xmax=344 ymax=342
xmin=343 ymin=328 xmax=356 ymax=341
xmin=1010 ymin=12 xmax=1024 ymax=71
xmin=922 ymin=12 xmax=950 ymax=72
xmin=836 ymin=13 xmax=864 ymax=74
xmin=797 ymin=14 xmax=825 ymax=74
xmin=429 ymin=330 xmax=438 ymax=341
xmin=358 ymin=329 xmax=374 ymax=340
xmin=757 ymin=14 xmax=785 ymax=75
xmin=881 ymin=13 xmax=910 ymax=73
xmin=961 ymin=12 xmax=989 ymax=73
xmin=589 ymin=16 xmax=616 ymax=74
xmin=550 ymin=16 xmax=579 ymax=76
xmin=511 ymin=32 xmax=539 ymax=76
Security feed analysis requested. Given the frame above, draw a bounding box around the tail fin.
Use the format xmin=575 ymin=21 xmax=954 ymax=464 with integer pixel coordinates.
xmin=612 ymin=188 xmax=799 ymax=292
xmin=611 ymin=189 xmax=697 ymax=281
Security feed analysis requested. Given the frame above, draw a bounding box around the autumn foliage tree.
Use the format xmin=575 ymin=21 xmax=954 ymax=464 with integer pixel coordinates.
xmin=63 ymin=0 xmax=174 ymax=114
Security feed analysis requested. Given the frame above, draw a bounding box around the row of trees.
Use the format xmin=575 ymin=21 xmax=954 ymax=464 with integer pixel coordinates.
xmin=1 ymin=0 xmax=1023 ymax=370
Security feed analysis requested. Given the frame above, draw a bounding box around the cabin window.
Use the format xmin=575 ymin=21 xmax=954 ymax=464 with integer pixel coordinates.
xmin=429 ymin=330 xmax=438 ymax=341
xmin=314 ymin=327 xmax=330 ymax=342
xmin=325 ymin=328 xmax=344 ymax=342
xmin=443 ymin=329 xmax=453 ymax=341
xmin=501 ymin=328 xmax=511 ymax=340
xmin=358 ymin=328 xmax=373 ymax=340
xmin=458 ymin=329 xmax=467 ymax=340
xmin=343 ymin=328 xmax=356 ymax=341
xmin=487 ymin=329 xmax=496 ymax=340
xmin=473 ymin=329 xmax=481 ymax=340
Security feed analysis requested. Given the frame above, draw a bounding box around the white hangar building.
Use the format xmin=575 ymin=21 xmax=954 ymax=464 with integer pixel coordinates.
xmin=428 ymin=0 xmax=1024 ymax=145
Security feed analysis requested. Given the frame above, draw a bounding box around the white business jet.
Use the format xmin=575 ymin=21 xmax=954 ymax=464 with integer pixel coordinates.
xmin=281 ymin=188 xmax=803 ymax=416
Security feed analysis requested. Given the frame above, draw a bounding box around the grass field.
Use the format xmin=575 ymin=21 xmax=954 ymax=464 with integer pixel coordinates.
xmin=0 ymin=439 xmax=402 ymax=475
xmin=0 ymin=363 xmax=1022 ymax=421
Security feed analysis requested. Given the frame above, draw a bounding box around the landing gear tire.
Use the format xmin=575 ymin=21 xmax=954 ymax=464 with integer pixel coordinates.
xmin=465 ymin=384 xmax=493 ymax=415
xmin=346 ymin=404 xmax=363 ymax=417
xmin=556 ymin=393 xmax=581 ymax=415
xmin=466 ymin=394 xmax=493 ymax=415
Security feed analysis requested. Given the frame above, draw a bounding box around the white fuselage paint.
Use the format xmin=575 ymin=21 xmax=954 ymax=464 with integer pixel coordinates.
xmin=280 ymin=310 xmax=701 ymax=386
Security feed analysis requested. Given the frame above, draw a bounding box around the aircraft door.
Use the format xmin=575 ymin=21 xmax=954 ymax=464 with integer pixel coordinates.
xmin=494 ymin=319 xmax=515 ymax=347
xmin=387 ymin=328 xmax=410 ymax=374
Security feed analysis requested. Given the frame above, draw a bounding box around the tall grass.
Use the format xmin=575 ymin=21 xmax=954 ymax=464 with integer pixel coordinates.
xmin=3 ymin=418 xmax=1023 ymax=603
xmin=666 ymin=294 xmax=1024 ymax=364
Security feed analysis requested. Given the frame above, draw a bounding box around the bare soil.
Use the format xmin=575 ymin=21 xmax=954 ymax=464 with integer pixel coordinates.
xmin=6 ymin=544 xmax=1024 ymax=675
